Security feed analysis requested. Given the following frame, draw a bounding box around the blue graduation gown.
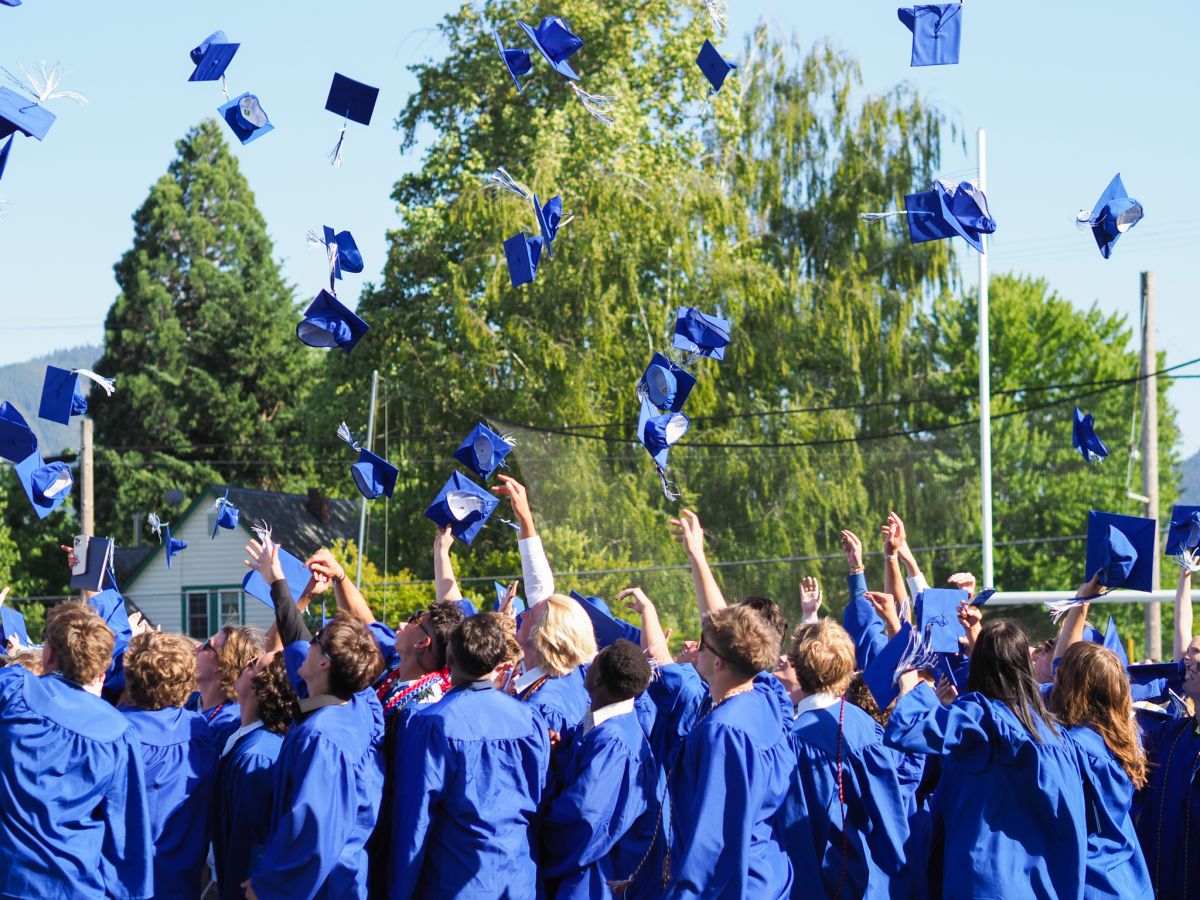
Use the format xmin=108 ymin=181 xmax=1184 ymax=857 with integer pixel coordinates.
xmin=390 ymin=680 xmax=550 ymax=899
xmin=842 ymin=572 xmax=886 ymax=671
xmin=664 ymin=679 xmax=795 ymax=899
xmin=780 ymin=699 xmax=913 ymax=899
xmin=1063 ymin=724 xmax=1152 ymax=899
xmin=121 ymin=706 xmax=217 ymax=900
xmin=542 ymin=708 xmax=665 ymax=899
xmin=642 ymin=663 xmax=707 ymax=773
xmin=0 ymin=669 xmax=153 ymax=899
xmin=884 ymin=683 xmax=1088 ymax=899
xmin=1134 ymin=712 xmax=1200 ymax=898
xmin=523 ymin=665 xmax=591 ymax=734
xmin=202 ymin=700 xmax=242 ymax=753
xmin=251 ymin=689 xmax=384 ymax=899
xmin=212 ymin=726 xmax=284 ymax=900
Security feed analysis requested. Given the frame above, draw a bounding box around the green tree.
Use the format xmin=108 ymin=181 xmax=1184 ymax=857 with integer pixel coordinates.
xmin=92 ymin=120 xmax=316 ymax=542
xmin=336 ymin=1 xmax=956 ymax=630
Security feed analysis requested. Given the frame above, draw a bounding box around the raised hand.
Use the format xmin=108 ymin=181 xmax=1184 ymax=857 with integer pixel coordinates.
xmin=304 ymin=547 xmax=346 ymax=583
xmin=947 ymin=572 xmax=977 ymax=597
xmin=935 ymin=676 xmax=959 ymax=706
xmin=433 ymin=524 xmax=455 ymax=558
xmin=799 ymin=577 xmax=821 ymax=623
xmin=616 ymin=586 xmax=654 ymax=615
xmin=498 ymin=581 xmax=519 ymax=617
xmin=245 ymin=540 xmax=286 ymax=585
xmin=864 ymin=591 xmax=901 ymax=636
xmin=669 ymin=509 xmax=705 ymax=559
xmin=880 ymin=517 xmax=903 ymax=556
xmin=841 ymin=530 xmax=864 ymax=572
xmin=675 ymin=640 xmax=699 ymax=666
xmin=957 ymin=601 xmax=983 ymax=655
xmin=491 ymin=475 xmax=535 ymax=535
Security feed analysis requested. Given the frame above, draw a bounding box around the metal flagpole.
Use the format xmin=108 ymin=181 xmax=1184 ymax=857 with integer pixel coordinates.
xmin=356 ymin=370 xmax=379 ymax=584
xmin=977 ymin=128 xmax=994 ymax=587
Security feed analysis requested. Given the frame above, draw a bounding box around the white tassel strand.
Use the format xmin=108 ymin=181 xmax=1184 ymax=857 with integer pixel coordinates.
xmin=569 ymin=82 xmax=615 ymax=126
xmin=71 ymin=369 xmax=115 ymax=396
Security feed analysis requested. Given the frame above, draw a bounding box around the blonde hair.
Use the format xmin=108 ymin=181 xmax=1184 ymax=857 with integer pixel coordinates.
xmin=532 ymin=594 xmax=597 ymax=677
xmin=215 ymin=625 xmax=265 ymax=701
xmin=788 ymin=619 xmax=856 ymax=698
xmin=125 ymin=632 xmax=198 ymax=709
xmin=3 ymin=649 xmax=43 ymax=676
xmin=703 ymin=605 xmax=779 ymax=677
xmin=44 ymin=601 xmax=114 ymax=686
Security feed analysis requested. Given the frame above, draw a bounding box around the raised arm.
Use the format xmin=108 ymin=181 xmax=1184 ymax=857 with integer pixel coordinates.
xmin=305 ymin=547 xmax=375 ymax=625
xmin=492 ymin=475 xmax=556 ymax=603
xmin=429 ymin=526 xmax=464 ymax=604
xmin=669 ymin=508 xmax=727 ymax=618
xmin=1174 ymin=568 xmax=1193 ymax=662
xmin=1054 ymin=575 xmax=1103 ymax=661
xmin=880 ymin=515 xmax=908 ymax=610
xmin=616 ymin=587 xmax=672 ymax=664
xmin=892 ymin=513 xmax=927 ymax=609
xmin=798 ymin=577 xmax=822 ymax=625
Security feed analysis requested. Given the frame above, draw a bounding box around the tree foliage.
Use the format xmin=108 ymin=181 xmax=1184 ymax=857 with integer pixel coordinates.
xmin=92 ymin=120 xmax=316 ymax=542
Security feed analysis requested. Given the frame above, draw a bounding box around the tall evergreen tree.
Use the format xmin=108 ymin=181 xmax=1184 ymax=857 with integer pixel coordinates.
xmin=93 ymin=119 xmax=314 ymax=541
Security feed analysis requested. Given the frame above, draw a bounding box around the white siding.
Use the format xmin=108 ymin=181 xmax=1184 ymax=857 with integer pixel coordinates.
xmin=123 ymin=503 xmax=274 ymax=636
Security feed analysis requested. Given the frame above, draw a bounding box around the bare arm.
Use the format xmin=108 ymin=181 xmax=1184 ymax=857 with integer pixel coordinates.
xmin=305 ymin=548 xmax=375 ymax=625
xmin=616 ymin=587 xmax=672 ymax=665
xmin=431 ymin=526 xmax=464 ymax=604
xmin=670 ymin=509 xmax=727 ymax=618
xmin=1174 ymin=568 xmax=1193 ymax=662
xmin=1054 ymin=575 xmax=1102 ymax=661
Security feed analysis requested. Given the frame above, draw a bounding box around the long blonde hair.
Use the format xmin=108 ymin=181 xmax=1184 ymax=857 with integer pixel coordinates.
xmin=532 ymin=594 xmax=597 ymax=677
xmin=1051 ymin=641 xmax=1147 ymax=789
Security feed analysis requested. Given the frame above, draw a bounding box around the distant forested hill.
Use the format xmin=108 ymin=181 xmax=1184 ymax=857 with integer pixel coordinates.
xmin=0 ymin=345 xmax=102 ymax=455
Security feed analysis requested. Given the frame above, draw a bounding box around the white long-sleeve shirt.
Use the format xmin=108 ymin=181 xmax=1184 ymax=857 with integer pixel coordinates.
xmin=519 ymin=535 xmax=555 ymax=604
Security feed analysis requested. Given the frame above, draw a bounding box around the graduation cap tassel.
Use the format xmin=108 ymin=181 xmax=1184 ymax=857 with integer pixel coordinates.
xmin=146 ymin=513 xmax=164 ymax=540
xmin=568 ymin=82 xmax=615 ymax=126
xmin=702 ymin=0 xmax=728 ymax=33
xmin=251 ymin=520 xmax=274 ymax=550
xmin=72 ymin=369 xmax=115 ymax=396
xmin=327 ymin=122 xmax=348 ymax=168
xmin=337 ymin=421 xmax=362 ymax=451
xmin=1045 ymin=595 xmax=1105 ymax=623
xmin=894 ymin=623 xmax=940 ymax=682
xmin=2 ymin=61 xmax=88 ymax=106
xmin=220 ymin=73 xmax=230 ymax=102
xmin=656 ymin=467 xmax=681 ymax=502
xmin=1175 ymin=549 xmax=1200 ymax=574
xmin=482 ymin=166 xmax=533 ymax=204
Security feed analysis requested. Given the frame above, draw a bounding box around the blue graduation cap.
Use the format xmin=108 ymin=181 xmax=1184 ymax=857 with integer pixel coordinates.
xmin=0 ymin=86 xmax=56 ymax=142
xmin=453 ymin=423 xmax=514 ymax=481
xmin=1165 ymin=505 xmax=1200 ymax=559
xmin=639 ymin=352 xmax=696 ymax=413
xmin=0 ymin=135 xmax=12 ymax=181
xmin=503 ymin=232 xmax=544 ymax=287
xmin=322 ymin=226 xmax=364 ymax=280
xmin=89 ymin=589 xmax=132 ymax=656
xmin=494 ymin=581 xmax=528 ymax=614
xmin=1103 ymin=616 xmax=1130 ymax=669
xmin=1079 ymin=174 xmax=1143 ymax=260
xmin=696 ymin=39 xmax=737 ymax=93
xmin=917 ymin=588 xmax=968 ymax=654
xmin=189 ymin=31 xmax=239 ymax=82
xmin=70 ymin=537 xmax=115 ymax=593
xmin=494 ymin=29 xmax=533 ymax=93
xmin=970 ymin=587 xmax=996 ymax=607
xmin=1085 ymin=510 xmax=1156 ymax=591
xmin=242 ymin=545 xmax=311 ymax=608
xmin=516 ymin=16 xmax=584 ymax=81
xmin=863 ymin=621 xmax=916 ymax=710
xmin=424 ymin=472 xmax=501 ymax=546
xmin=38 ymin=366 xmax=114 ymax=426
xmin=569 ymin=589 xmax=642 ymax=649
xmin=337 ymin=422 xmax=397 ymax=500
xmin=14 ymin=452 xmax=72 ymax=519
xmin=296 ymin=290 xmax=370 ymax=352
xmin=932 ymin=653 xmax=959 ymax=690
xmin=534 ymin=194 xmax=564 ymax=258
xmin=148 ymin=514 xmax=187 ymax=569
xmin=1 ymin=1 xmax=22 ymax=7
xmin=211 ymin=489 xmax=240 ymax=539
xmin=672 ymin=307 xmax=732 ymax=360
xmin=1072 ymin=406 xmax=1109 ymax=463
xmin=454 ymin=598 xmax=479 ymax=618
xmin=897 ymin=3 xmax=963 ymax=67
xmin=637 ymin=395 xmax=689 ymax=471
xmin=218 ymin=92 xmax=273 ymax=145
xmin=0 ymin=401 xmax=37 ymax=463
xmin=1 ymin=606 xmax=29 ymax=648
xmin=904 ymin=180 xmax=995 ymax=253
xmin=325 ymin=73 xmax=379 ymax=126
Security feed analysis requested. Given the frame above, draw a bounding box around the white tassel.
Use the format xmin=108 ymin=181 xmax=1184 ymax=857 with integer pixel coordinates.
xmin=1175 ymin=550 xmax=1200 ymax=573
xmin=2 ymin=62 xmax=88 ymax=106
xmin=146 ymin=513 xmax=164 ymax=539
xmin=483 ymin=166 xmax=533 ymax=203
xmin=251 ymin=520 xmax=274 ymax=550
xmin=656 ymin=467 xmax=681 ymax=502
xmin=496 ymin=517 xmax=521 ymax=533
xmin=71 ymin=369 xmax=115 ymax=396
xmin=569 ymin=82 xmax=615 ymax=126
xmin=327 ymin=124 xmax=347 ymax=168
xmin=1045 ymin=596 xmax=1089 ymax=623
xmin=894 ymin=623 xmax=940 ymax=684
xmin=859 ymin=211 xmax=909 ymax=222
xmin=337 ymin=421 xmax=361 ymax=450
xmin=220 ymin=73 xmax=230 ymax=102
xmin=702 ymin=0 xmax=728 ymax=33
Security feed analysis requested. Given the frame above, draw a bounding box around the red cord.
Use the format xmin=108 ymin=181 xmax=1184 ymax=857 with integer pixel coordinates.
xmin=833 ymin=697 xmax=849 ymax=900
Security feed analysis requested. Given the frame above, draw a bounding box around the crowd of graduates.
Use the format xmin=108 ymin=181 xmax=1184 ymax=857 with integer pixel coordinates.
xmin=0 ymin=473 xmax=1198 ymax=899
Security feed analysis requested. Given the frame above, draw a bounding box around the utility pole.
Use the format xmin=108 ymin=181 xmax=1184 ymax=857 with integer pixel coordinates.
xmin=80 ymin=418 xmax=94 ymax=535
xmin=356 ymin=370 xmax=379 ymax=585
xmin=1140 ymin=272 xmax=1161 ymax=659
xmin=977 ymin=128 xmax=994 ymax=587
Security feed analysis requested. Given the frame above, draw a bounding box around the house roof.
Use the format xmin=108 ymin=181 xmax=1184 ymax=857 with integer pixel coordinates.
xmin=122 ymin=485 xmax=359 ymax=588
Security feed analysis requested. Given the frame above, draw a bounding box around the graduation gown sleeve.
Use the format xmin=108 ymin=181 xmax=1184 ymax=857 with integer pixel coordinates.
xmin=883 ymin=682 xmax=991 ymax=762
xmin=842 ymin=572 xmax=886 ymax=671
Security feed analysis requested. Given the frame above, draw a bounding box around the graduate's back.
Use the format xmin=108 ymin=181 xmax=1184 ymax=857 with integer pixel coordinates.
xmin=1134 ymin=710 xmax=1200 ymax=898
xmin=0 ymin=666 xmax=152 ymax=899
xmin=390 ymin=680 xmax=550 ymax=899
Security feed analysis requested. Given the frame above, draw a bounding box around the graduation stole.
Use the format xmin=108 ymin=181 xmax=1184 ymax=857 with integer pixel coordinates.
xmin=378 ymin=668 xmax=449 ymax=716
xmin=517 ymin=673 xmax=552 ymax=702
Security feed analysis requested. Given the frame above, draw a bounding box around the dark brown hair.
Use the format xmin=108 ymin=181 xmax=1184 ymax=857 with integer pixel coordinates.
xmin=319 ymin=614 xmax=385 ymax=699
xmin=450 ymin=615 xmax=508 ymax=679
xmin=252 ymin=654 xmax=300 ymax=735
xmin=967 ymin=620 xmax=1057 ymax=742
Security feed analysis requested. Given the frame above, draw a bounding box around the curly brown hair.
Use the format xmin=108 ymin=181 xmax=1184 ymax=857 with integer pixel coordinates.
xmin=703 ymin=605 xmax=779 ymax=678
xmin=252 ymin=654 xmax=300 ymax=735
xmin=214 ymin=626 xmax=265 ymax=702
xmin=1050 ymin=641 xmax=1147 ymax=789
xmin=125 ymin=632 xmax=197 ymax=710
xmin=787 ymin=619 xmax=856 ymax=698
xmin=845 ymin=672 xmax=889 ymax=726
xmin=319 ymin=614 xmax=385 ymax=699
xmin=45 ymin=600 xmax=114 ymax=686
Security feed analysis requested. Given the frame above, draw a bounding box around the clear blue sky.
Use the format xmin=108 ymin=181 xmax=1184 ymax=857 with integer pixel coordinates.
xmin=3 ymin=1 xmax=1198 ymax=455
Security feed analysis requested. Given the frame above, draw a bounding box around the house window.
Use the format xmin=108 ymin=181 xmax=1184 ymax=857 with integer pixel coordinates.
xmin=182 ymin=587 xmax=246 ymax=639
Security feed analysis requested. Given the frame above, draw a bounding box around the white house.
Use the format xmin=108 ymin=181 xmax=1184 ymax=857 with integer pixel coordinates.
xmin=117 ymin=486 xmax=359 ymax=639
